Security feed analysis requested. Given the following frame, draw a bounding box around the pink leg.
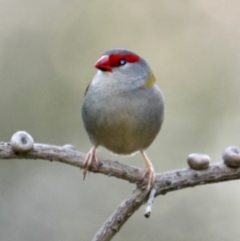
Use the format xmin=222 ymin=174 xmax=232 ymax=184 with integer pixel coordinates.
xmin=140 ymin=150 xmax=156 ymax=192
xmin=83 ymin=145 xmax=99 ymax=180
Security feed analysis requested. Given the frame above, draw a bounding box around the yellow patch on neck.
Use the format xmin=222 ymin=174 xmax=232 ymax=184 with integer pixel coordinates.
xmin=143 ymin=72 xmax=156 ymax=88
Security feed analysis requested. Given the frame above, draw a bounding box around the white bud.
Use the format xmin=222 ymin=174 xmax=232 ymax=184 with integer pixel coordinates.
xmin=11 ymin=131 xmax=34 ymax=153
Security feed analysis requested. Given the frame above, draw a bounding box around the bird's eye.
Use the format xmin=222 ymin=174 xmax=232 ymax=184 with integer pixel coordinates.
xmin=119 ymin=59 xmax=126 ymax=66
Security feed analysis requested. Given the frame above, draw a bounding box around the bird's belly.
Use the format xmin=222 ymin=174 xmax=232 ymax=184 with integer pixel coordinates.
xmin=86 ymin=108 xmax=160 ymax=154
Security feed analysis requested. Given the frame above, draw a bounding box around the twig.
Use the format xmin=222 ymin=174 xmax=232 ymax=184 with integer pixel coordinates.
xmin=92 ymin=188 xmax=149 ymax=241
xmin=144 ymin=188 xmax=157 ymax=218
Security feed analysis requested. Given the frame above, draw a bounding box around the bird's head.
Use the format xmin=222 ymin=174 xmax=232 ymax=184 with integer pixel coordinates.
xmin=94 ymin=49 xmax=156 ymax=90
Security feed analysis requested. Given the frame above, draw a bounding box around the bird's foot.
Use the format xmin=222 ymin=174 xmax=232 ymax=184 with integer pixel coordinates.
xmin=83 ymin=146 xmax=99 ymax=180
xmin=140 ymin=150 xmax=156 ymax=192
xmin=141 ymin=165 xmax=156 ymax=192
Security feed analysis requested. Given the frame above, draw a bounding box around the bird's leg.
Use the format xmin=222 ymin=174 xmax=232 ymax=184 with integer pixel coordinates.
xmin=83 ymin=145 xmax=99 ymax=180
xmin=140 ymin=150 xmax=156 ymax=192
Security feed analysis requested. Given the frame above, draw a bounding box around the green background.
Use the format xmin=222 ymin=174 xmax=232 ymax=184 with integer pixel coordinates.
xmin=1 ymin=1 xmax=240 ymax=240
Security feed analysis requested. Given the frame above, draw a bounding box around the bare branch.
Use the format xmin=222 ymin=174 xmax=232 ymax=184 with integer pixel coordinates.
xmin=1 ymin=142 xmax=240 ymax=189
xmin=93 ymin=188 xmax=149 ymax=241
xmin=1 ymin=140 xmax=240 ymax=241
xmin=92 ymin=162 xmax=240 ymax=240
xmin=0 ymin=142 xmax=141 ymax=184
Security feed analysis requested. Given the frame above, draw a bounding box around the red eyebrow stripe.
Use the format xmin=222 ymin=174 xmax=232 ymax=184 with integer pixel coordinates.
xmin=124 ymin=54 xmax=140 ymax=63
xmin=109 ymin=54 xmax=140 ymax=67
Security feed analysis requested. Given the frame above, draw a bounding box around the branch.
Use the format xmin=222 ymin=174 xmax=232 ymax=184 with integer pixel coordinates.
xmin=0 ymin=142 xmax=141 ymax=184
xmin=91 ymin=161 xmax=240 ymax=240
xmin=1 ymin=131 xmax=240 ymax=241
xmin=93 ymin=188 xmax=149 ymax=241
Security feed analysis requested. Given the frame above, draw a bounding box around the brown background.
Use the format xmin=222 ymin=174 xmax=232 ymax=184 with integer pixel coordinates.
xmin=0 ymin=1 xmax=240 ymax=240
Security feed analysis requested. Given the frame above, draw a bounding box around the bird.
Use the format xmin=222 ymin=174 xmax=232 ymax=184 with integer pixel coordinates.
xmin=81 ymin=48 xmax=164 ymax=191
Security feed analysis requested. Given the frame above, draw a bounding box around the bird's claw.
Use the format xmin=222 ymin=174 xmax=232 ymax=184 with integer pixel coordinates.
xmin=141 ymin=166 xmax=156 ymax=192
xmin=83 ymin=146 xmax=99 ymax=179
xmin=140 ymin=150 xmax=156 ymax=192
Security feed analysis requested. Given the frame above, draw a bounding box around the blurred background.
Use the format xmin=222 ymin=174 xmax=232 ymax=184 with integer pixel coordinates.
xmin=0 ymin=0 xmax=240 ymax=240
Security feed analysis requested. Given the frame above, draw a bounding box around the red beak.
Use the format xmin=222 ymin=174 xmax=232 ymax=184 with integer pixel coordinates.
xmin=94 ymin=55 xmax=112 ymax=72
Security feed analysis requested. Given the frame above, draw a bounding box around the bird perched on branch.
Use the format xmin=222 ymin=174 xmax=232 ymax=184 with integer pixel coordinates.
xmin=81 ymin=48 xmax=164 ymax=191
